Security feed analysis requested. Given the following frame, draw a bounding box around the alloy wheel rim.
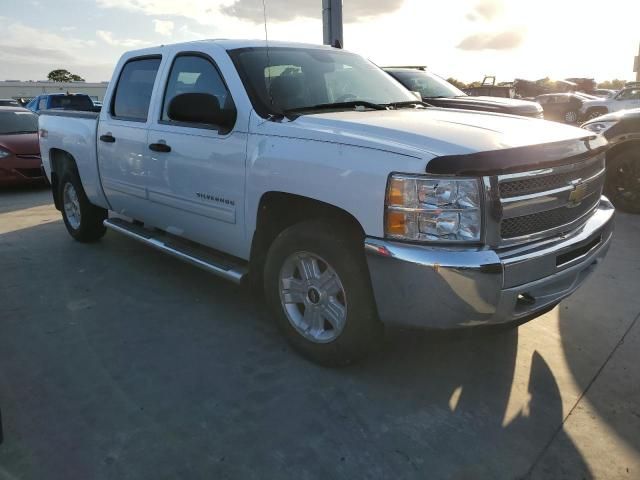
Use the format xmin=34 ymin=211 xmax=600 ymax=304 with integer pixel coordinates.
xmin=279 ymin=251 xmax=348 ymax=343
xmin=63 ymin=182 xmax=81 ymax=230
xmin=565 ymin=111 xmax=577 ymax=123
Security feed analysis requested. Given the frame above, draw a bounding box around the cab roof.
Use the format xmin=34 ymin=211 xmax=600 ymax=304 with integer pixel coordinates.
xmin=125 ymin=39 xmax=338 ymax=57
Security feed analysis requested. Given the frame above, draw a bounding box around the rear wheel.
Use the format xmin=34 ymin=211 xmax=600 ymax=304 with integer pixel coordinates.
xmin=264 ymin=219 xmax=383 ymax=366
xmin=59 ymin=169 xmax=108 ymax=242
xmin=605 ymin=148 xmax=640 ymax=214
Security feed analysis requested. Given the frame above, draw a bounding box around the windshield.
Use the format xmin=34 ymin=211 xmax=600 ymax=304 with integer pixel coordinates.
xmin=229 ymin=47 xmax=417 ymax=116
xmin=0 ymin=110 xmax=38 ymax=134
xmin=49 ymin=95 xmax=94 ymax=110
xmin=388 ymin=70 xmax=466 ymax=98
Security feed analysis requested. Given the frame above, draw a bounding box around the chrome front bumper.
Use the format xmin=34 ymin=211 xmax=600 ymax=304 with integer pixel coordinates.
xmin=365 ymin=197 xmax=615 ymax=329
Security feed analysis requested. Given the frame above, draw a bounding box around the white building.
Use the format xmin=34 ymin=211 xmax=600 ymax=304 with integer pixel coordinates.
xmin=0 ymin=81 xmax=109 ymax=102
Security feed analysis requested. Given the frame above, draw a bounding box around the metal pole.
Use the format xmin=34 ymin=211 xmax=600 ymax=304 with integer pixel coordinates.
xmin=322 ymin=0 xmax=343 ymax=48
xmin=636 ymin=42 xmax=640 ymax=82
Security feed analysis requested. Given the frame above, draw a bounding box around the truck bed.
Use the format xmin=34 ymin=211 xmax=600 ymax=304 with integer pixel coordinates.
xmin=38 ymin=109 xmax=108 ymax=209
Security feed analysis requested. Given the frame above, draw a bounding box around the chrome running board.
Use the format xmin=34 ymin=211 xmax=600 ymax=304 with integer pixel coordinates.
xmin=104 ymin=218 xmax=248 ymax=284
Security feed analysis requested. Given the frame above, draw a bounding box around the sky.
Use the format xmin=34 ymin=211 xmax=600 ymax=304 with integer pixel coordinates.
xmin=0 ymin=0 xmax=638 ymax=83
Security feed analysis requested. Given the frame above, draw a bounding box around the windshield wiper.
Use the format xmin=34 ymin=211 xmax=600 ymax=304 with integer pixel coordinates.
xmin=384 ymin=100 xmax=430 ymax=109
xmin=284 ymin=101 xmax=388 ymax=116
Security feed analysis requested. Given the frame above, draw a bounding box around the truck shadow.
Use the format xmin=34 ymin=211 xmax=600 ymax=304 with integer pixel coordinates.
xmin=0 ymin=220 xmax=591 ymax=480
xmin=555 ymin=211 xmax=640 ymax=471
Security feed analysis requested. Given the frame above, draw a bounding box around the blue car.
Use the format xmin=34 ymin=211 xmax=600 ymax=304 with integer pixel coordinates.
xmin=26 ymin=93 xmax=98 ymax=113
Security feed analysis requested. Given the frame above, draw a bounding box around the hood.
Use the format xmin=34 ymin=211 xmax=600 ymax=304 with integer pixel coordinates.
xmin=581 ymin=98 xmax=608 ymax=109
xmin=583 ymin=108 xmax=640 ymax=123
xmin=285 ymin=107 xmax=592 ymax=158
xmin=432 ymin=96 xmax=540 ymax=112
xmin=0 ymin=132 xmax=39 ymax=155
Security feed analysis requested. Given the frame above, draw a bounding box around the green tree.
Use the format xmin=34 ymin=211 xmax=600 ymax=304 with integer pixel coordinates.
xmin=446 ymin=77 xmax=468 ymax=90
xmin=597 ymin=79 xmax=627 ymax=90
xmin=47 ymin=69 xmax=85 ymax=82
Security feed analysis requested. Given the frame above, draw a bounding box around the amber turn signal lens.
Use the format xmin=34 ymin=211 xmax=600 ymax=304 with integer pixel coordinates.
xmin=386 ymin=210 xmax=406 ymax=235
xmin=387 ymin=177 xmax=405 ymax=206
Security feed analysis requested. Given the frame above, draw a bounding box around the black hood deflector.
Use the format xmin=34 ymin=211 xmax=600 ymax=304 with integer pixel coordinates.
xmin=425 ymin=135 xmax=608 ymax=176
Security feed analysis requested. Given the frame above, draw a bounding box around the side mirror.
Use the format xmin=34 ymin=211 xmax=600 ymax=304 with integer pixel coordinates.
xmin=168 ymin=93 xmax=236 ymax=132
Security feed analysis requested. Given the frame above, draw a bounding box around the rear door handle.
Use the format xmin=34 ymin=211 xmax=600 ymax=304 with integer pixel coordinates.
xmin=99 ymin=134 xmax=116 ymax=143
xmin=149 ymin=142 xmax=171 ymax=153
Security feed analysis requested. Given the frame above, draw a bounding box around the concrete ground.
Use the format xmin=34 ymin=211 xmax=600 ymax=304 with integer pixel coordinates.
xmin=0 ymin=186 xmax=638 ymax=480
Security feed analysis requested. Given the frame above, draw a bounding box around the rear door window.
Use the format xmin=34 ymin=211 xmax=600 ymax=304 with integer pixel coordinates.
xmin=112 ymin=57 xmax=162 ymax=121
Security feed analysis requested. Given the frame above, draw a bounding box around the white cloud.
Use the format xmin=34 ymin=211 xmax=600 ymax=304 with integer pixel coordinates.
xmin=96 ymin=30 xmax=150 ymax=48
xmin=0 ymin=21 xmax=112 ymax=81
xmin=153 ymin=19 xmax=174 ymax=36
xmin=96 ymin=0 xmax=225 ymax=24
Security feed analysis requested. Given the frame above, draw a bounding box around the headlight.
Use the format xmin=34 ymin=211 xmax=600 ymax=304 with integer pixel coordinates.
xmin=0 ymin=148 xmax=11 ymax=159
xmin=385 ymin=174 xmax=482 ymax=242
xmin=582 ymin=121 xmax=616 ymax=134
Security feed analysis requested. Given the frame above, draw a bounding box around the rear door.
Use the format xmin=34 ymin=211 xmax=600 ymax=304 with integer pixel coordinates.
xmin=145 ymin=52 xmax=247 ymax=257
xmin=97 ymin=56 xmax=163 ymax=219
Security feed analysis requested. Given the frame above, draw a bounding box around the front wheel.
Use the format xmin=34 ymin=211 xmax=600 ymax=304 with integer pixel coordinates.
xmin=605 ymin=149 xmax=640 ymax=214
xmin=59 ymin=169 xmax=108 ymax=242
xmin=586 ymin=108 xmax=607 ymax=121
xmin=264 ymin=219 xmax=383 ymax=366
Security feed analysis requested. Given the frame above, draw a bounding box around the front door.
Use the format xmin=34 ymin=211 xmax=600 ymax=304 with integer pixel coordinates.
xmin=145 ymin=53 xmax=247 ymax=258
xmin=97 ymin=56 xmax=163 ymax=219
xmin=611 ymin=88 xmax=640 ymax=112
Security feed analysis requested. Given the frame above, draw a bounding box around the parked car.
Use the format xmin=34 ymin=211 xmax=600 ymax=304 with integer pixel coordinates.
xmin=582 ymin=108 xmax=640 ymax=213
xmin=0 ymin=107 xmax=45 ymax=186
xmin=579 ymin=86 xmax=640 ymax=121
xmin=385 ymin=67 xmax=544 ymax=118
xmin=0 ymin=99 xmax=21 ymax=107
xmin=535 ymin=93 xmax=591 ymax=123
xmin=39 ymin=40 xmax=613 ymax=365
xmin=25 ymin=93 xmax=98 ymax=114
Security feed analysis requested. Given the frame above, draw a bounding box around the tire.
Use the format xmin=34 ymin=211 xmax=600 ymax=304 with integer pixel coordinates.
xmin=58 ymin=168 xmax=108 ymax=242
xmin=264 ymin=219 xmax=383 ymax=366
xmin=605 ymin=148 xmax=640 ymax=214
xmin=564 ymin=110 xmax=578 ymax=124
xmin=586 ymin=108 xmax=607 ymax=121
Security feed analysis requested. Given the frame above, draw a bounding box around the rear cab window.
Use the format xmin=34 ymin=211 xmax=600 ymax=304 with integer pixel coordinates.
xmin=49 ymin=95 xmax=94 ymax=111
xmin=111 ymin=56 xmax=162 ymax=121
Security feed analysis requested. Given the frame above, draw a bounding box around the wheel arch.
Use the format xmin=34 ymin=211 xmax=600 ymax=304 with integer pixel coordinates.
xmin=606 ymin=139 xmax=640 ymax=164
xmin=48 ymin=148 xmax=78 ymax=211
xmin=249 ymin=192 xmax=367 ymax=283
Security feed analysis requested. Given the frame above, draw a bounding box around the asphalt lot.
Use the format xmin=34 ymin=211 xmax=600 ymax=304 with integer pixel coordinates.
xmin=0 ymin=186 xmax=639 ymax=480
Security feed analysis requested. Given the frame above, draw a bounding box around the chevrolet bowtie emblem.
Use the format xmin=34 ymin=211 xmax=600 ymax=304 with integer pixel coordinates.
xmin=568 ymin=182 xmax=588 ymax=206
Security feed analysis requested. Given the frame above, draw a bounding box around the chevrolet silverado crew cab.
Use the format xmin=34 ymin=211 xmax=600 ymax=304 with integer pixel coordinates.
xmin=39 ymin=40 xmax=614 ymax=365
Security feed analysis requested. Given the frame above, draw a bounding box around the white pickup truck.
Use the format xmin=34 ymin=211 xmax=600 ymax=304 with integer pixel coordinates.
xmin=39 ymin=40 xmax=614 ymax=365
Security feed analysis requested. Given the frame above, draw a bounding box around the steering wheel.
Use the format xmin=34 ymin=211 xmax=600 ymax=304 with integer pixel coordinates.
xmin=335 ymin=94 xmax=358 ymax=102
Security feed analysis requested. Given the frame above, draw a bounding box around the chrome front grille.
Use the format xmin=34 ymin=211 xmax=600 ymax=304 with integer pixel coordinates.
xmin=498 ymin=159 xmax=604 ymax=198
xmin=500 ymin=191 xmax=600 ymax=238
xmin=486 ymin=154 xmax=606 ymax=246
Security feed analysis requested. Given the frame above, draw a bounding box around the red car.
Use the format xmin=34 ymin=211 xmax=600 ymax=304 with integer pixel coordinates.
xmin=0 ymin=107 xmax=45 ymax=186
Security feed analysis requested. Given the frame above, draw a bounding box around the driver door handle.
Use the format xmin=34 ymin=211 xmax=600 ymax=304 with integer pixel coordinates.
xmin=99 ymin=133 xmax=116 ymax=143
xmin=149 ymin=142 xmax=171 ymax=153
